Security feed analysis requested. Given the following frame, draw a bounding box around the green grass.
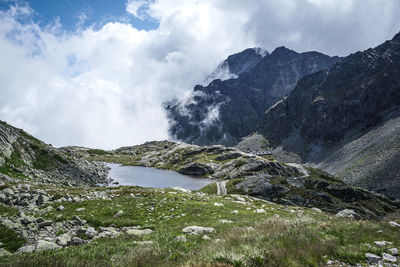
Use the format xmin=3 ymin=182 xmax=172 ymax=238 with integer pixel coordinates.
xmin=0 ymin=165 xmax=29 ymax=180
xmin=0 ymin=227 xmax=26 ymax=253
xmin=225 ymin=178 xmax=246 ymax=194
xmin=0 ymin=185 xmax=399 ymax=266
xmin=198 ymin=183 xmax=218 ymax=194
xmin=86 ymin=149 xmax=111 ymax=156
xmin=0 ymin=204 xmax=18 ymax=217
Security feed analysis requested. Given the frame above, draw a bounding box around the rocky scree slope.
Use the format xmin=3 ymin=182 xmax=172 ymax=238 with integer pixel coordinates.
xmin=77 ymin=141 xmax=399 ymax=218
xmin=256 ymin=31 xmax=400 ymax=200
xmin=0 ymin=121 xmax=109 ymax=186
xmin=166 ymin=47 xmax=341 ymax=146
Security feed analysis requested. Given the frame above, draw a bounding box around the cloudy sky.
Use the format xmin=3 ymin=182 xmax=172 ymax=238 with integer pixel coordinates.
xmin=0 ymin=0 xmax=399 ymax=149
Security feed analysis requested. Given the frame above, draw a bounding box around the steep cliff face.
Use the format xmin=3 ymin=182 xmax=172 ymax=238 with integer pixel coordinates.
xmin=0 ymin=120 xmax=109 ymax=186
xmin=166 ymin=47 xmax=341 ymax=146
xmin=257 ymin=32 xmax=400 ymax=199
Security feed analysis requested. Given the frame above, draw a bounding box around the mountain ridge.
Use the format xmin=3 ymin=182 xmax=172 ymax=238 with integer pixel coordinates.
xmin=254 ymin=31 xmax=400 ymax=199
xmin=166 ymin=46 xmax=341 ymax=146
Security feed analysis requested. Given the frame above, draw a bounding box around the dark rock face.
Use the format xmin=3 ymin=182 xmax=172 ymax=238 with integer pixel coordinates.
xmin=178 ymin=162 xmax=213 ymax=176
xmin=257 ymin=31 xmax=400 ymax=199
xmin=166 ymin=47 xmax=341 ymax=146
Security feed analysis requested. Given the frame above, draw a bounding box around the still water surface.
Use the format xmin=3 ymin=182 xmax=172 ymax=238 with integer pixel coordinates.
xmin=107 ymin=163 xmax=214 ymax=190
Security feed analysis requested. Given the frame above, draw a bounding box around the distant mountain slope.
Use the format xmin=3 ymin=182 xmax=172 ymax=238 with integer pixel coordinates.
xmin=0 ymin=120 xmax=109 ymax=186
xmin=256 ymin=31 xmax=400 ymax=199
xmin=166 ymin=47 xmax=341 ymax=146
xmin=204 ymin=47 xmax=268 ymax=83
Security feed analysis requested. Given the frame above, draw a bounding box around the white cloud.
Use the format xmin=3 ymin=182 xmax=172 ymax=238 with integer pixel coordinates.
xmin=0 ymin=0 xmax=399 ymax=149
xmin=126 ymin=0 xmax=150 ymax=19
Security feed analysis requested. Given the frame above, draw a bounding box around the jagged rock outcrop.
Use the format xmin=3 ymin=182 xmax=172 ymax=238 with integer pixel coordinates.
xmin=256 ymin=31 xmax=400 ymax=199
xmin=166 ymin=47 xmax=341 ymax=146
xmin=0 ymin=120 xmax=109 ymax=186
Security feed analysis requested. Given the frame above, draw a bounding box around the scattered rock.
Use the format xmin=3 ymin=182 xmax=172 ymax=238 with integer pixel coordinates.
xmin=335 ymin=209 xmax=360 ymax=219
xmin=38 ymin=220 xmax=53 ymax=228
xmin=389 ymin=248 xmax=398 ymax=256
xmin=75 ymin=208 xmax=86 ymax=212
xmin=35 ymin=240 xmax=61 ymax=251
xmin=57 ymin=205 xmax=64 ymax=211
xmin=37 ymin=195 xmax=49 ymax=205
xmin=365 ymin=253 xmax=381 ymax=263
xmin=219 ymin=219 xmax=233 ymax=224
xmin=202 ymin=235 xmax=211 ymax=240
xmin=182 ymin=226 xmax=215 ymax=235
xmin=173 ymin=235 xmax=187 ymax=242
xmin=86 ymin=227 xmax=97 ymax=239
xmin=311 ymin=207 xmax=322 ymax=213
xmin=389 ymin=221 xmax=400 ymax=228
xmin=72 ymin=215 xmax=85 ymax=226
xmin=16 ymin=245 xmax=35 ymax=254
xmin=113 ymin=210 xmax=123 ymax=218
xmin=382 ymin=252 xmax=397 ymax=263
xmin=214 ymin=202 xmax=224 ymax=207
xmin=126 ymin=229 xmax=153 ymax=236
xmin=254 ymin=209 xmax=265 ymax=213
xmin=374 ymin=241 xmax=391 ymax=247
xmin=231 ymin=210 xmax=239 ymax=214
xmin=68 ymin=237 xmax=85 ymax=246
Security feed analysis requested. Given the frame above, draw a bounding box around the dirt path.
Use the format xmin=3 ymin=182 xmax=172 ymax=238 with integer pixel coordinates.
xmin=217 ymin=180 xmax=227 ymax=195
xmin=286 ymin=163 xmax=309 ymax=178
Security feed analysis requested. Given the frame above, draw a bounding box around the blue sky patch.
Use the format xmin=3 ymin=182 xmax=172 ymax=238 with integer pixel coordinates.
xmin=0 ymin=0 xmax=159 ymax=31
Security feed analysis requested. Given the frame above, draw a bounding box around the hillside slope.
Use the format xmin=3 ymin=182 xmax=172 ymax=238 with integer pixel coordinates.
xmin=0 ymin=120 xmax=109 ymax=186
xmin=256 ymin=31 xmax=400 ymax=199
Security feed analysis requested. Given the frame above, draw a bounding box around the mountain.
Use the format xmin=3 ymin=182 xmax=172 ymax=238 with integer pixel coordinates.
xmin=204 ymin=47 xmax=268 ymax=83
xmin=166 ymin=47 xmax=341 ymax=146
xmin=0 ymin=120 xmax=109 ymax=186
xmin=255 ymin=32 xmax=400 ymax=199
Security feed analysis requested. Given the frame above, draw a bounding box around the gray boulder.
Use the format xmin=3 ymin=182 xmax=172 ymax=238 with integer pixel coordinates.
xmin=68 ymin=237 xmax=86 ymax=246
xmin=16 ymin=245 xmax=35 ymax=254
xmin=113 ymin=210 xmax=123 ymax=218
xmin=389 ymin=248 xmax=398 ymax=256
xmin=382 ymin=252 xmax=397 ymax=263
xmin=178 ymin=162 xmax=214 ymax=176
xmin=72 ymin=215 xmax=85 ymax=226
xmin=35 ymin=240 xmax=61 ymax=252
xmin=85 ymin=227 xmax=98 ymax=239
xmin=182 ymin=226 xmax=215 ymax=235
xmin=126 ymin=229 xmax=153 ymax=236
xmin=365 ymin=253 xmax=381 ymax=263
xmin=173 ymin=235 xmax=187 ymax=242
xmin=37 ymin=195 xmax=49 ymax=205
xmin=335 ymin=209 xmax=361 ymax=219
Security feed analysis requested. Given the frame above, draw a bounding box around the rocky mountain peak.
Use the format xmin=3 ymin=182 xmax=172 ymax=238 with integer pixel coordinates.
xmin=204 ymin=47 xmax=268 ymax=84
xmin=167 ymin=46 xmax=341 ymax=146
xmin=270 ymin=46 xmax=296 ymax=57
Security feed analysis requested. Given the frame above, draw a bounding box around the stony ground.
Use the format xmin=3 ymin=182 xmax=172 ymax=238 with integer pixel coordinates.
xmin=0 ymin=180 xmax=399 ymax=267
xmin=67 ymin=141 xmax=399 ymax=218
